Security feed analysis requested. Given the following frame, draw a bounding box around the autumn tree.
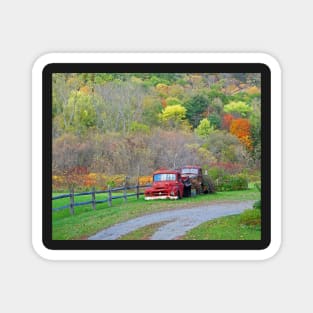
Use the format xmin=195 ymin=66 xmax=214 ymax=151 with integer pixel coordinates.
xmin=222 ymin=114 xmax=234 ymax=131
xmin=159 ymin=104 xmax=187 ymax=128
xmin=224 ymin=101 xmax=253 ymax=117
xmin=230 ymin=118 xmax=252 ymax=150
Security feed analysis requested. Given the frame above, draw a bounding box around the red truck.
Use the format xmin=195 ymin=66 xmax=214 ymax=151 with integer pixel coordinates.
xmin=144 ymin=169 xmax=188 ymax=200
xmin=144 ymin=166 xmax=214 ymax=200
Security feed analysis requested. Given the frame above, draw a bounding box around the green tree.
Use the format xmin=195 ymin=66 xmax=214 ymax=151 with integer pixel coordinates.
xmin=64 ymin=90 xmax=97 ymax=134
xmin=208 ymin=112 xmax=221 ymax=129
xmin=184 ymin=94 xmax=209 ymax=128
xmin=195 ymin=118 xmax=214 ymax=138
xmin=250 ymin=98 xmax=261 ymax=163
xmin=160 ymin=104 xmax=187 ymax=128
xmin=224 ymin=101 xmax=253 ymax=117
xmin=142 ymin=96 xmax=163 ymax=126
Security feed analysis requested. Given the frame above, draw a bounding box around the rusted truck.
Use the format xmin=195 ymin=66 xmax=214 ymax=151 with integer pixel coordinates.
xmin=144 ymin=169 xmax=191 ymax=200
xmin=179 ymin=165 xmax=215 ymax=195
xmin=144 ymin=166 xmax=214 ymax=200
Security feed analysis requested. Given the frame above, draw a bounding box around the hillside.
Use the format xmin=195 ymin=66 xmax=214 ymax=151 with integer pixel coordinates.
xmin=52 ymin=73 xmax=261 ymax=189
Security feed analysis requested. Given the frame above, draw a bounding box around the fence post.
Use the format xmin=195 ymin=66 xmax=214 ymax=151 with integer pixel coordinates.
xmin=108 ymin=185 xmax=112 ymax=207
xmin=123 ymin=183 xmax=127 ymax=202
xmin=136 ymin=180 xmax=140 ymax=200
xmin=91 ymin=187 xmax=96 ymax=210
xmin=69 ymin=187 xmax=75 ymax=215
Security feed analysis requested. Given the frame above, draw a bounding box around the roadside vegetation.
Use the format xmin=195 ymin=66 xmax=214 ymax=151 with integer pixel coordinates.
xmin=182 ymin=207 xmax=261 ymax=240
xmin=52 ymin=186 xmax=259 ymax=240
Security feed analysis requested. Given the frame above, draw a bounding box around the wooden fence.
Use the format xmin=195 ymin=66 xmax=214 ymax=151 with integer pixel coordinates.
xmin=52 ymin=183 xmax=152 ymax=215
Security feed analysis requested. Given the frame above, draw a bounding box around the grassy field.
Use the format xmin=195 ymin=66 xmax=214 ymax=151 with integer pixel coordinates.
xmin=181 ymin=208 xmax=261 ymax=240
xmin=52 ymin=185 xmax=259 ymax=240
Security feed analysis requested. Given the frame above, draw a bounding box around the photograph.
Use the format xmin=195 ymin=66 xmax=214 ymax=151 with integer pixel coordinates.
xmin=51 ymin=70 xmax=263 ymax=242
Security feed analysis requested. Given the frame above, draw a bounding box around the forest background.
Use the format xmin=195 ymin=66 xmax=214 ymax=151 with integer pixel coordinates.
xmin=52 ymin=72 xmax=261 ymax=191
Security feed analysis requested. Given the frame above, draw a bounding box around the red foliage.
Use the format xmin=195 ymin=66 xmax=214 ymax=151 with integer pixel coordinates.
xmin=222 ymin=114 xmax=234 ymax=130
xmin=209 ymin=162 xmax=244 ymax=175
xmin=68 ymin=166 xmax=88 ymax=175
xmin=230 ymin=118 xmax=252 ymax=150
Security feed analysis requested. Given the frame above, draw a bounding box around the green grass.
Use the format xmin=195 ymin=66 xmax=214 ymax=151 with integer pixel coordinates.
xmin=118 ymin=222 xmax=168 ymax=240
xmin=182 ymin=208 xmax=261 ymax=240
xmin=52 ymin=186 xmax=259 ymax=240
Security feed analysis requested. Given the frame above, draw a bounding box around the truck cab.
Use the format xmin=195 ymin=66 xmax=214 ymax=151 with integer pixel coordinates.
xmin=144 ymin=169 xmax=185 ymax=200
xmin=180 ymin=165 xmax=214 ymax=194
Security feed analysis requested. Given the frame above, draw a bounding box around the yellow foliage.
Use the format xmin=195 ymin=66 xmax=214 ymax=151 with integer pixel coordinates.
xmin=246 ymin=86 xmax=260 ymax=95
xmin=52 ymin=173 xmax=153 ymax=191
xmin=139 ymin=176 xmax=153 ymax=185
xmin=160 ymin=104 xmax=186 ymax=122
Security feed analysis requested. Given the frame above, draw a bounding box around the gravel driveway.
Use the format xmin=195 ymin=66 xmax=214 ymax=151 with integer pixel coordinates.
xmin=88 ymin=200 xmax=255 ymax=240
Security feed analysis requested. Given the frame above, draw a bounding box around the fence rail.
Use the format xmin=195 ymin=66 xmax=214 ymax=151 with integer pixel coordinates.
xmin=52 ymin=184 xmax=152 ymax=214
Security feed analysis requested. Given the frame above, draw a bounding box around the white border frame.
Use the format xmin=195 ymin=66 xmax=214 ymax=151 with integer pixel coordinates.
xmin=32 ymin=53 xmax=281 ymax=261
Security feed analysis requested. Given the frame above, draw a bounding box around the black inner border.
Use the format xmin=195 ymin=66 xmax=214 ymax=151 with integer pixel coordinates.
xmin=43 ymin=63 xmax=271 ymax=250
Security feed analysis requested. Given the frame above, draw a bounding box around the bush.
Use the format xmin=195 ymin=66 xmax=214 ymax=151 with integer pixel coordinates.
xmin=240 ymin=208 xmax=261 ymax=226
xmin=207 ymin=166 xmax=226 ymax=180
xmin=253 ymin=199 xmax=261 ymax=210
xmin=215 ymin=173 xmax=248 ymax=191
xmin=253 ymin=183 xmax=261 ymax=209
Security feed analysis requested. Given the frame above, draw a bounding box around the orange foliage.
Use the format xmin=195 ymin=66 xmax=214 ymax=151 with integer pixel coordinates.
xmin=222 ymin=114 xmax=234 ymax=130
xmin=138 ymin=176 xmax=153 ymax=185
xmin=83 ymin=173 xmax=97 ymax=187
xmin=246 ymin=86 xmax=260 ymax=95
xmin=161 ymin=98 xmax=167 ymax=108
xmin=79 ymin=85 xmax=91 ymax=94
xmin=230 ymin=118 xmax=252 ymax=150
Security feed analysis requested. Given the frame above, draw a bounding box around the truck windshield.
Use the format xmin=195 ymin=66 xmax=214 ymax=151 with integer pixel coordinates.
xmin=181 ymin=168 xmax=198 ymax=174
xmin=154 ymin=173 xmax=176 ymax=181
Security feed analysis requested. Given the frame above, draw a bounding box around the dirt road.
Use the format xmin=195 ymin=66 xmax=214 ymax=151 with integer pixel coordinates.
xmin=88 ymin=200 xmax=255 ymax=240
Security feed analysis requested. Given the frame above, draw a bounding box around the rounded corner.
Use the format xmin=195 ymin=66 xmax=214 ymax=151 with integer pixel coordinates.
xmin=31 ymin=234 xmax=56 ymax=261
xmin=257 ymin=52 xmax=282 ymax=75
xmin=32 ymin=53 xmax=57 ymax=75
xmin=258 ymin=237 xmax=282 ymax=261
